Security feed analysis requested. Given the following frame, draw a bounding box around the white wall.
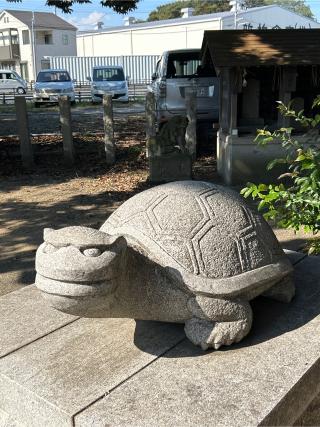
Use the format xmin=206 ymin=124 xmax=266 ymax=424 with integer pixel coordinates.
xmin=77 ymin=19 xmax=221 ymax=56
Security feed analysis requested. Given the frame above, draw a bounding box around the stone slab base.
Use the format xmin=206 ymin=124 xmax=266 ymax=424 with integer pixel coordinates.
xmin=0 ymin=252 xmax=320 ymax=426
xmin=149 ymin=154 xmax=192 ymax=183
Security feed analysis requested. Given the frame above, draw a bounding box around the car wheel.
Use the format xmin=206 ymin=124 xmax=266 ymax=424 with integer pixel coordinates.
xmin=16 ymin=87 xmax=26 ymax=95
xmin=34 ymin=102 xmax=40 ymax=108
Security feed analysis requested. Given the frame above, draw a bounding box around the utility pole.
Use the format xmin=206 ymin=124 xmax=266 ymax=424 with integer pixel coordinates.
xmin=31 ymin=11 xmax=37 ymax=81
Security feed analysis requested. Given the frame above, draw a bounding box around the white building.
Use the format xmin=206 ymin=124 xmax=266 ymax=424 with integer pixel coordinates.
xmin=77 ymin=5 xmax=320 ymax=57
xmin=0 ymin=10 xmax=77 ymax=81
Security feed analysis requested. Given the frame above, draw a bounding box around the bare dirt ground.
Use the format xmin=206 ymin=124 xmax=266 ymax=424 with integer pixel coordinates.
xmin=0 ymin=112 xmax=218 ymax=294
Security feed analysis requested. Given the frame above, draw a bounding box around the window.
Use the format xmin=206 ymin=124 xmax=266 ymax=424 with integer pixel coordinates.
xmin=93 ymin=67 xmax=125 ymax=82
xmin=10 ymin=30 xmax=19 ymax=45
xmin=22 ymin=30 xmax=30 ymax=45
xmin=0 ymin=31 xmax=10 ymax=46
xmin=44 ymin=34 xmax=53 ymax=45
xmin=62 ymin=34 xmax=69 ymax=45
xmin=4 ymin=72 xmax=17 ymax=80
xmin=36 ymin=71 xmax=71 ymax=83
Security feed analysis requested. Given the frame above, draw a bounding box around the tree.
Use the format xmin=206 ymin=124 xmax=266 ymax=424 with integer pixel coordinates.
xmin=242 ymin=0 xmax=314 ymax=19
xmin=241 ymin=99 xmax=320 ymax=254
xmin=147 ymin=0 xmax=314 ymax=21
xmin=5 ymin=0 xmax=139 ymax=14
xmin=148 ymin=1 xmax=230 ymax=22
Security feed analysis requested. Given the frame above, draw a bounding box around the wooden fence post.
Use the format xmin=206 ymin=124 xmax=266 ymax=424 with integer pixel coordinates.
xmin=15 ymin=95 xmax=34 ymax=170
xmin=103 ymin=94 xmax=115 ymax=165
xmin=145 ymin=92 xmax=157 ymax=158
xmin=59 ymin=96 xmax=75 ymax=166
xmin=185 ymin=87 xmax=197 ymax=159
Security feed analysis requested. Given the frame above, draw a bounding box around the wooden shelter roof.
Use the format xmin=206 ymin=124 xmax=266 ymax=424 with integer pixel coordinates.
xmin=201 ymin=29 xmax=320 ymax=67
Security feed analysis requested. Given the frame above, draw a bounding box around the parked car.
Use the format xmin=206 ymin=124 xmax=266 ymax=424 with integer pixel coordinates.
xmin=0 ymin=69 xmax=27 ymax=94
xmin=147 ymin=49 xmax=219 ymax=125
xmin=88 ymin=65 xmax=129 ymax=103
xmin=33 ymin=69 xmax=76 ymax=107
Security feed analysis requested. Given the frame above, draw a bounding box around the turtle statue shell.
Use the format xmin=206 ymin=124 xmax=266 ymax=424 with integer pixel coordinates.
xmin=101 ymin=181 xmax=289 ymax=297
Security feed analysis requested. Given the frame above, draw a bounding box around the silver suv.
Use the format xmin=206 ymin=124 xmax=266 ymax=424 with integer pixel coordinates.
xmin=148 ymin=49 xmax=219 ymax=125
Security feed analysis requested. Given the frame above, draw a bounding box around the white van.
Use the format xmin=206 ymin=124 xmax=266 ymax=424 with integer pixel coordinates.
xmin=0 ymin=69 xmax=27 ymax=94
xmin=88 ymin=66 xmax=129 ymax=103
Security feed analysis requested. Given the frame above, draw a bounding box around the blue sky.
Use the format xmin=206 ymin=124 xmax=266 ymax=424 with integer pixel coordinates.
xmin=0 ymin=0 xmax=320 ymax=29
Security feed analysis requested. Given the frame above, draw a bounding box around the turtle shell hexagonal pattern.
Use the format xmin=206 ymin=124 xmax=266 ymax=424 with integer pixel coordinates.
xmin=100 ymin=181 xmax=284 ymax=280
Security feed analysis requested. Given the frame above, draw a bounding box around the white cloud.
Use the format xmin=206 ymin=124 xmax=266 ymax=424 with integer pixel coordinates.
xmin=68 ymin=11 xmax=111 ymax=29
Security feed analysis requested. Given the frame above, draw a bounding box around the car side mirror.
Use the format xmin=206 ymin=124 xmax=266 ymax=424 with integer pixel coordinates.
xmin=86 ymin=76 xmax=91 ymax=81
xmin=151 ymin=73 xmax=157 ymax=81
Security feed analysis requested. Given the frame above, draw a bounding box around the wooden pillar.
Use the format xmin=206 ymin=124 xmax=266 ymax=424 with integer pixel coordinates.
xmin=219 ymin=67 xmax=238 ymax=134
xmin=145 ymin=92 xmax=156 ymax=158
xmin=278 ymin=66 xmax=297 ymax=128
xmin=59 ymin=96 xmax=74 ymax=166
xmin=103 ymin=94 xmax=115 ymax=165
xmin=15 ymin=96 xmax=34 ymax=171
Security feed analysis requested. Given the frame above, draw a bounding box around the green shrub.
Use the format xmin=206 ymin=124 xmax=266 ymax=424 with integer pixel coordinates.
xmin=241 ymin=97 xmax=320 ymax=255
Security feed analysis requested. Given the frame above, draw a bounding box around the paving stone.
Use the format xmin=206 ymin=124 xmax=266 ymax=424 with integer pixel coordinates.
xmin=295 ymin=393 xmax=320 ymax=426
xmin=0 ymin=317 xmax=185 ymax=427
xmin=0 ymin=285 xmax=78 ymax=358
xmin=283 ymin=249 xmax=307 ymax=265
xmin=75 ymin=256 xmax=320 ymax=427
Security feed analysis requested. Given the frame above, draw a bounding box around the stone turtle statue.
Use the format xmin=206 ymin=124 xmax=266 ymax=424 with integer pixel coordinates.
xmin=35 ymin=181 xmax=294 ymax=350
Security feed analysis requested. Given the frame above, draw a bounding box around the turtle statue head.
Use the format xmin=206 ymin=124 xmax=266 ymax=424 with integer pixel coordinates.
xmin=35 ymin=226 xmax=127 ymax=317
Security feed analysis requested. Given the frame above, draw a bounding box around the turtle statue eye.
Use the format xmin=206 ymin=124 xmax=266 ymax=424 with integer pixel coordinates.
xmin=83 ymin=248 xmax=102 ymax=257
xmin=43 ymin=243 xmax=58 ymax=254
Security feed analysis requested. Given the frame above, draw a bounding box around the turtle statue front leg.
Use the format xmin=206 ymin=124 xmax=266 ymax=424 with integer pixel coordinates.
xmin=185 ymin=296 xmax=253 ymax=351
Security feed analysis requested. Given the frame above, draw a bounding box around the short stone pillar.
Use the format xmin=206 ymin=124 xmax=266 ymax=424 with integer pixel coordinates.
xmin=185 ymin=87 xmax=197 ymax=159
xmin=15 ymin=95 xmax=34 ymax=170
xmin=148 ymin=115 xmax=192 ymax=183
xmin=103 ymin=94 xmax=115 ymax=165
xmin=145 ymin=92 xmax=157 ymax=158
xmin=59 ymin=96 xmax=74 ymax=166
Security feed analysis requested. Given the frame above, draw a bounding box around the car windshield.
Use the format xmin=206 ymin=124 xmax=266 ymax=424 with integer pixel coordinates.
xmin=36 ymin=71 xmax=71 ymax=83
xmin=93 ymin=68 xmax=125 ymax=82
xmin=166 ymin=52 xmax=215 ymax=78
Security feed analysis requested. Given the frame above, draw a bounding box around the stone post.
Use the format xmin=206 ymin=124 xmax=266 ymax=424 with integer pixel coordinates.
xmin=103 ymin=94 xmax=115 ymax=165
xmin=15 ymin=95 xmax=34 ymax=170
xmin=185 ymin=87 xmax=197 ymax=159
xmin=145 ymin=92 xmax=157 ymax=158
xmin=59 ymin=96 xmax=74 ymax=166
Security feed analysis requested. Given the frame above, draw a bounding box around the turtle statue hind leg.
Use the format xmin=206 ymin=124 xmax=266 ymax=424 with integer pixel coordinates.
xmin=262 ymin=275 xmax=295 ymax=303
xmin=185 ymin=296 xmax=253 ymax=351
